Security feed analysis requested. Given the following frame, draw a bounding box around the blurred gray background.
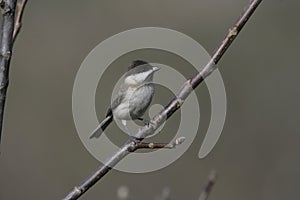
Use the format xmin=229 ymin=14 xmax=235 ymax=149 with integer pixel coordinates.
xmin=1 ymin=0 xmax=300 ymax=199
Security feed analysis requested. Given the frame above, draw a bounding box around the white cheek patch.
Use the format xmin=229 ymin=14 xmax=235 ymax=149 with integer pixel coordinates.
xmin=124 ymin=76 xmax=137 ymax=85
xmin=125 ymin=70 xmax=152 ymax=85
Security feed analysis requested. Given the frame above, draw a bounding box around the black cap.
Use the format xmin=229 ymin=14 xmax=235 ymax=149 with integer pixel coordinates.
xmin=126 ymin=60 xmax=153 ymax=76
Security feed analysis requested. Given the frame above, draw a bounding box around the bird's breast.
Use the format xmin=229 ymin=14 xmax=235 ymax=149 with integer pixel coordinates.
xmin=113 ymin=84 xmax=154 ymax=120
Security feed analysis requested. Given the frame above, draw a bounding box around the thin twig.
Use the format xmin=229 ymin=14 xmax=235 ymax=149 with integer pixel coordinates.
xmin=0 ymin=0 xmax=17 ymax=147
xmin=133 ymin=137 xmax=185 ymax=150
xmin=62 ymin=0 xmax=262 ymax=199
xmin=13 ymin=0 xmax=27 ymax=42
xmin=198 ymin=171 xmax=217 ymax=200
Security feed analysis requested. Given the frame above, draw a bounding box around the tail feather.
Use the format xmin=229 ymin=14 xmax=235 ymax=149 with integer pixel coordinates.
xmin=89 ymin=115 xmax=113 ymax=139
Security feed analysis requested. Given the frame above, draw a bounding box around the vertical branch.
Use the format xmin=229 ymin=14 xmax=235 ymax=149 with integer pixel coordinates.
xmin=0 ymin=0 xmax=17 ymax=145
xmin=62 ymin=0 xmax=262 ymax=199
xmin=0 ymin=0 xmax=26 ymax=146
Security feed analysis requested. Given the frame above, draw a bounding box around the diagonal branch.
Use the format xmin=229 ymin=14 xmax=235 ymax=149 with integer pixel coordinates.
xmin=62 ymin=0 xmax=262 ymax=199
xmin=0 ymin=0 xmax=17 ymax=147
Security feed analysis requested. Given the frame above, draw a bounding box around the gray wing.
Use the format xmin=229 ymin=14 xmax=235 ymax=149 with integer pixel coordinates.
xmin=106 ymin=91 xmax=125 ymax=117
xmin=90 ymin=84 xmax=127 ymax=139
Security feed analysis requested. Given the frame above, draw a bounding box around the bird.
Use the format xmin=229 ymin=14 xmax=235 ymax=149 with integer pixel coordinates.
xmin=89 ymin=60 xmax=160 ymax=139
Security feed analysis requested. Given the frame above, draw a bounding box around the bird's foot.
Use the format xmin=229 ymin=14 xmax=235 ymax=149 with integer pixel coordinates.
xmin=137 ymin=117 xmax=152 ymax=126
xmin=130 ymin=136 xmax=144 ymax=142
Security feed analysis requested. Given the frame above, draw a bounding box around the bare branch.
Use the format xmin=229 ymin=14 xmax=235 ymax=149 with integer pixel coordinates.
xmin=62 ymin=0 xmax=262 ymax=199
xmin=0 ymin=0 xmax=17 ymax=148
xmin=198 ymin=171 xmax=217 ymax=200
xmin=13 ymin=0 xmax=27 ymax=42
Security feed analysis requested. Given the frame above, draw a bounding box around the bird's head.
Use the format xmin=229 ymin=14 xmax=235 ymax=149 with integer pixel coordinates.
xmin=124 ymin=60 xmax=160 ymax=86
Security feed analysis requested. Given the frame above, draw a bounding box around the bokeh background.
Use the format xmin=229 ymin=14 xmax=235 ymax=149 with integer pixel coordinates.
xmin=1 ymin=0 xmax=300 ymax=199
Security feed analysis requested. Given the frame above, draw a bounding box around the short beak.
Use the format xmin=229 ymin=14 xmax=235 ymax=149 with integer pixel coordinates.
xmin=152 ymin=66 xmax=160 ymax=72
